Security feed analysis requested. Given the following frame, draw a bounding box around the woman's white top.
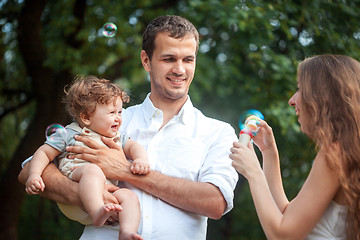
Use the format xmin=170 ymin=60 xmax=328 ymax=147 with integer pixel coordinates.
xmin=305 ymin=201 xmax=347 ymax=240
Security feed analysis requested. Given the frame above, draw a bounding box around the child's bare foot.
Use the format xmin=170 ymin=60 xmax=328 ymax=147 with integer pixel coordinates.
xmin=93 ymin=203 xmax=122 ymax=226
xmin=119 ymin=231 xmax=143 ymax=240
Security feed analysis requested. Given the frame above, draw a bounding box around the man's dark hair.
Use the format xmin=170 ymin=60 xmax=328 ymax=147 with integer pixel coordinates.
xmin=142 ymin=15 xmax=199 ymax=60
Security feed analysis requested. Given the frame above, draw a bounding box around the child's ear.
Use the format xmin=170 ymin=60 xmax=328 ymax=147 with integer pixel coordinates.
xmin=80 ymin=112 xmax=92 ymax=125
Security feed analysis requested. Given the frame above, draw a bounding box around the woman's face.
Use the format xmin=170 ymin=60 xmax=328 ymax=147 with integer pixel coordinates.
xmin=288 ymin=84 xmax=311 ymax=134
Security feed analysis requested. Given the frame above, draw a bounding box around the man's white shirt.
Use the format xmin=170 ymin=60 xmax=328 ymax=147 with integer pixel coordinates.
xmin=77 ymin=94 xmax=238 ymax=240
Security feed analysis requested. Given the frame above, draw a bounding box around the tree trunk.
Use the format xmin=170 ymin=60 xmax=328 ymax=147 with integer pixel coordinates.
xmin=0 ymin=0 xmax=72 ymax=239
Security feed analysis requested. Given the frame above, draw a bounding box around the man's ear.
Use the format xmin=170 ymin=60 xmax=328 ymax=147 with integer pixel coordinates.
xmin=141 ymin=50 xmax=151 ymax=72
xmin=80 ymin=112 xmax=91 ymax=126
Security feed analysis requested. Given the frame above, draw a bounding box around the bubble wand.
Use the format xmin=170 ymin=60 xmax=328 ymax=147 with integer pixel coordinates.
xmin=238 ymin=115 xmax=261 ymax=145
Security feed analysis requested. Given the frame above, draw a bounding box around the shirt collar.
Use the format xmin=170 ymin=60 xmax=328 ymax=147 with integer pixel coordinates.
xmin=142 ymin=93 xmax=157 ymax=123
xmin=142 ymin=93 xmax=193 ymax=125
xmin=177 ymin=96 xmax=192 ymax=125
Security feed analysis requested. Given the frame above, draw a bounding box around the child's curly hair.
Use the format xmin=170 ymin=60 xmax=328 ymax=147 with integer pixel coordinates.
xmin=63 ymin=75 xmax=129 ymax=120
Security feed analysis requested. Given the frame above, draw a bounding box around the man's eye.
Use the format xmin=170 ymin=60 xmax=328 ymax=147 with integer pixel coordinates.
xmin=164 ymin=58 xmax=174 ymax=62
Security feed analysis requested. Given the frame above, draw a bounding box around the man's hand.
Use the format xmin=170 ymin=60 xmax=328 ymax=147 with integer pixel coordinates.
xmin=66 ymin=135 xmax=132 ymax=180
xmin=19 ymin=162 xmax=81 ymax=206
xmin=103 ymin=184 xmax=122 ymax=225
xmin=104 ymin=184 xmax=120 ymax=204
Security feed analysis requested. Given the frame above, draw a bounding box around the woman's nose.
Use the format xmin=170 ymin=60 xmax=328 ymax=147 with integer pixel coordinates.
xmin=288 ymin=93 xmax=296 ymax=106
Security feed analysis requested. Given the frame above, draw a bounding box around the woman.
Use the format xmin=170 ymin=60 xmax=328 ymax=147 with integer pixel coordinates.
xmin=230 ymin=55 xmax=360 ymax=239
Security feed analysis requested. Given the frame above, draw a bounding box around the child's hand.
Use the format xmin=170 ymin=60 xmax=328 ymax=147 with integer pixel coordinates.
xmin=130 ymin=158 xmax=150 ymax=175
xmin=25 ymin=174 xmax=45 ymax=195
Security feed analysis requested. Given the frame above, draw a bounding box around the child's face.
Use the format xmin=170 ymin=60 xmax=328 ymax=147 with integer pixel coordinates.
xmin=87 ymin=97 xmax=123 ymax=138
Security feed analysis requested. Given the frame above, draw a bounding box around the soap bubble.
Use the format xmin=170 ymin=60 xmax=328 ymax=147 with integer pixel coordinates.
xmin=45 ymin=124 xmax=67 ymax=141
xmin=102 ymin=22 xmax=117 ymax=37
xmin=238 ymin=109 xmax=264 ymax=130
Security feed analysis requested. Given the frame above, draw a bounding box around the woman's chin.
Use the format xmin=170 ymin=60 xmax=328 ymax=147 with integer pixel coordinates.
xmin=299 ymin=124 xmax=306 ymax=133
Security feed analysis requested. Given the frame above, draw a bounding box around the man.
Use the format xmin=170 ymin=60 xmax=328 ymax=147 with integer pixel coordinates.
xmin=19 ymin=15 xmax=238 ymax=240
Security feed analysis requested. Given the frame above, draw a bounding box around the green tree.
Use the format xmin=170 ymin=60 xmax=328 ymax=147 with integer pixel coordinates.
xmin=1 ymin=0 xmax=360 ymax=239
xmin=1 ymin=0 xmax=177 ymax=239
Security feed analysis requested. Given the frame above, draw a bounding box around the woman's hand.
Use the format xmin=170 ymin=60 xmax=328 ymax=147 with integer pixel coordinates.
xmin=230 ymin=141 xmax=262 ymax=179
xmin=252 ymin=120 xmax=277 ymax=154
xmin=66 ymin=135 xmax=132 ymax=180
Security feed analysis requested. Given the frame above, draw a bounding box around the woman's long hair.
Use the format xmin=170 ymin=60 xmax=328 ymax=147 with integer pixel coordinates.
xmin=298 ymin=54 xmax=360 ymax=239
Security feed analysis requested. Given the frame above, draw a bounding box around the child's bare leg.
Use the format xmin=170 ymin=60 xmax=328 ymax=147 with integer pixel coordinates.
xmin=72 ymin=163 xmax=122 ymax=226
xmin=112 ymin=188 xmax=142 ymax=240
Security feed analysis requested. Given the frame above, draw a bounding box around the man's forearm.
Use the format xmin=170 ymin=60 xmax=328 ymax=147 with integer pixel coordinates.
xmin=19 ymin=162 xmax=81 ymax=206
xmin=122 ymin=170 xmax=226 ymax=219
xmin=63 ymin=136 xmax=227 ymax=218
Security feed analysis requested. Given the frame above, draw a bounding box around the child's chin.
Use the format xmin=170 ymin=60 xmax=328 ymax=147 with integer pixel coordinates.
xmin=102 ymin=131 xmax=116 ymax=138
xmin=109 ymin=131 xmax=118 ymax=137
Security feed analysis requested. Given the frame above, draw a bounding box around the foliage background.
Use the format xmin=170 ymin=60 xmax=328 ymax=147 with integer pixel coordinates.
xmin=1 ymin=0 xmax=360 ymax=239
